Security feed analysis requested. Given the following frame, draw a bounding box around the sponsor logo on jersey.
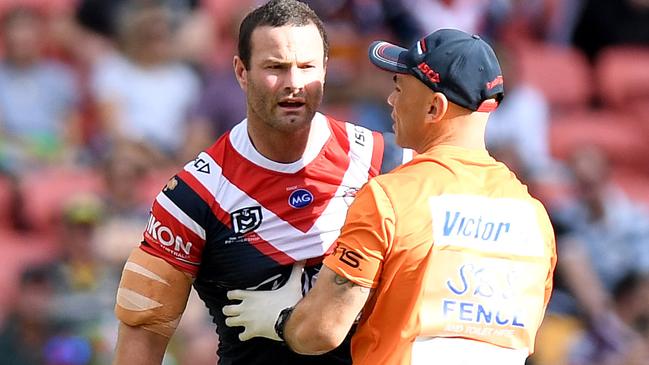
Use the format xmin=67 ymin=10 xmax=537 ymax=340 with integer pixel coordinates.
xmin=429 ymin=195 xmax=544 ymax=257
xmin=352 ymin=125 xmax=367 ymax=147
xmin=288 ymin=189 xmax=313 ymax=209
xmin=231 ymin=206 xmax=263 ymax=234
xmin=145 ymin=215 xmax=192 ymax=255
xmin=332 ymin=245 xmax=364 ymax=269
xmin=442 ymin=264 xmax=526 ymax=328
xmin=193 ymin=157 xmax=211 ymax=174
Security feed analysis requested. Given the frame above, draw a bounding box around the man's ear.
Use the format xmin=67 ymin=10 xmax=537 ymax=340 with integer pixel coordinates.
xmin=426 ymin=92 xmax=448 ymax=123
xmin=233 ymin=56 xmax=248 ymax=91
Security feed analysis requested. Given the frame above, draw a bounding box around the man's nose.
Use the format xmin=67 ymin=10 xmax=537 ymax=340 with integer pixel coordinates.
xmin=387 ymin=91 xmax=396 ymax=106
xmin=285 ymin=66 xmax=305 ymax=91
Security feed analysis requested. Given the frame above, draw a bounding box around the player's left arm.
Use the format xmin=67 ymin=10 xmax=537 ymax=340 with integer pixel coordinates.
xmin=283 ymin=266 xmax=373 ymax=355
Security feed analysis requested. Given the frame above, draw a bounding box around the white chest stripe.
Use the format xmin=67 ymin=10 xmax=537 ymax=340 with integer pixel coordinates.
xmin=311 ymin=123 xmax=375 ymax=252
xmin=183 ymin=123 xmax=376 ymax=260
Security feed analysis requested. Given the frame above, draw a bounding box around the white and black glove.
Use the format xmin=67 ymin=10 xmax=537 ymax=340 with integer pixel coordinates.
xmin=222 ymin=261 xmax=304 ymax=341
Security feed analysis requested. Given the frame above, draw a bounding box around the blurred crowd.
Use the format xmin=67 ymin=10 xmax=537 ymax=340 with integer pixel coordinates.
xmin=0 ymin=0 xmax=647 ymax=364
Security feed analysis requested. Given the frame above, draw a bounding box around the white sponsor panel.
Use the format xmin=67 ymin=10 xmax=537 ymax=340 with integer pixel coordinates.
xmin=429 ymin=195 xmax=544 ymax=257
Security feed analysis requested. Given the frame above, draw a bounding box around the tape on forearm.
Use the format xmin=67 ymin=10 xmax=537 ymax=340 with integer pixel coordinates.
xmin=115 ymin=248 xmax=193 ymax=338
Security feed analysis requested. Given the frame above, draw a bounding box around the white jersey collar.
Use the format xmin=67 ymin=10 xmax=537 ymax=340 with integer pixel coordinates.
xmin=229 ymin=112 xmax=331 ymax=174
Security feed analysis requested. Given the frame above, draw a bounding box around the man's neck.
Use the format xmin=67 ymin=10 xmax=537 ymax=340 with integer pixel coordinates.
xmin=418 ymin=113 xmax=488 ymax=153
xmin=246 ymin=116 xmax=311 ymax=164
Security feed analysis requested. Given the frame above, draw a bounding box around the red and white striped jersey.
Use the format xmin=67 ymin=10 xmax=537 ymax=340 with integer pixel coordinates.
xmin=138 ymin=112 xmax=405 ymax=365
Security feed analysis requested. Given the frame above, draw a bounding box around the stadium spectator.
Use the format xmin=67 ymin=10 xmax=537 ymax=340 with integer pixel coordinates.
xmin=552 ymin=146 xmax=649 ymax=301
xmin=572 ymin=0 xmax=649 ymax=60
xmin=486 ymin=45 xmax=553 ymax=180
xmin=46 ymin=194 xmax=121 ymax=364
xmin=568 ymin=272 xmax=649 ymax=365
xmin=90 ymin=0 xmax=200 ymax=164
xmin=0 ymin=266 xmax=57 ymax=365
xmin=541 ymin=146 xmax=649 ymax=364
xmin=0 ymin=4 xmax=82 ymax=172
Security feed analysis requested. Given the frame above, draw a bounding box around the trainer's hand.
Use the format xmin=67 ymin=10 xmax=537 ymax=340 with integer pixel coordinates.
xmin=222 ymin=261 xmax=305 ymax=341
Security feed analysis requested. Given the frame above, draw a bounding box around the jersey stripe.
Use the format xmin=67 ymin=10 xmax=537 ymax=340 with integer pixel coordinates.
xmin=403 ymin=148 xmax=414 ymax=164
xmin=162 ymin=176 xmax=213 ymax=230
xmin=243 ymin=231 xmax=294 ymax=265
xmin=307 ymin=122 xmax=378 ymax=251
xmin=177 ymin=169 xmax=230 ymax=225
xmin=155 ymin=192 xmax=206 ymax=240
xmin=370 ymin=130 xmax=384 ymax=177
xmin=343 ymin=122 xmax=375 ymax=186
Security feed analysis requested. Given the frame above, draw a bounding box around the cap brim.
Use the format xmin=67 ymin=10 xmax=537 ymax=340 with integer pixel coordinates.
xmin=368 ymin=41 xmax=409 ymax=74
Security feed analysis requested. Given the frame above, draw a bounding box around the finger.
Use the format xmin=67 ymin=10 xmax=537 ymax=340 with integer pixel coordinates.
xmin=286 ymin=260 xmax=306 ymax=286
xmin=224 ymin=315 xmax=242 ymax=328
xmin=227 ymin=290 xmax=245 ymax=300
xmin=222 ymin=304 xmax=241 ymax=317
xmin=239 ymin=329 xmax=253 ymax=341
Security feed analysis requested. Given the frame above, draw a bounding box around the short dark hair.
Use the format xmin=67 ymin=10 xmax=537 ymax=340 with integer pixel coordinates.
xmin=238 ymin=0 xmax=328 ymax=69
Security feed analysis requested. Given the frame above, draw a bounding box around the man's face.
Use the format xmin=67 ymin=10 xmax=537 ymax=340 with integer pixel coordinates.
xmin=236 ymin=24 xmax=326 ymax=132
xmin=387 ymin=74 xmax=431 ymax=149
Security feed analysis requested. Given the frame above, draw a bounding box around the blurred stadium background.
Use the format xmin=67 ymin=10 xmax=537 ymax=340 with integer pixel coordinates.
xmin=0 ymin=0 xmax=648 ymax=364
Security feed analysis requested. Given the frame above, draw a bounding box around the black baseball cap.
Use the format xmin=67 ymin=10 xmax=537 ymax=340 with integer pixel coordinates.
xmin=368 ymin=28 xmax=504 ymax=112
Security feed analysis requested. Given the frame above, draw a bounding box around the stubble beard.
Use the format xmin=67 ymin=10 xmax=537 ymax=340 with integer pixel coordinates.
xmin=247 ymin=83 xmax=322 ymax=134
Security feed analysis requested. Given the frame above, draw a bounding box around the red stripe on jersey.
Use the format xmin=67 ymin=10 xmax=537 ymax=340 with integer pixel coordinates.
xmin=176 ymin=168 xmax=294 ymax=266
xmin=369 ymin=131 xmax=384 ymax=177
xmin=243 ymin=231 xmax=295 ymax=265
xmin=178 ymin=169 xmax=231 ymax=225
xmin=141 ymin=238 xmax=199 ymax=275
xmin=208 ymin=117 xmax=351 ymax=233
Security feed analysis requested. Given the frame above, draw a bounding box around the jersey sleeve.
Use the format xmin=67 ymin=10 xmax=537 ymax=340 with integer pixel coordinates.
xmin=379 ymin=132 xmax=413 ymax=174
xmin=139 ymin=163 xmax=210 ymax=276
xmin=324 ymin=178 xmax=396 ymax=288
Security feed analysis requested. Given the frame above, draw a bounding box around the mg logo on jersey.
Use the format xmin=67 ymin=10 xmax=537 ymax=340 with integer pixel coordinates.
xmin=288 ymin=189 xmax=313 ymax=209
xmin=231 ymin=206 xmax=263 ymax=234
xmin=146 ymin=215 xmax=192 ymax=255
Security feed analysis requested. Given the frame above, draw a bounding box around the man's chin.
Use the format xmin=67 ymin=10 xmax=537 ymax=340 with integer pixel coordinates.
xmin=273 ymin=111 xmax=314 ymax=129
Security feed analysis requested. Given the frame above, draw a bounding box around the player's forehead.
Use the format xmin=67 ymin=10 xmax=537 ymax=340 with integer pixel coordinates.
xmin=249 ymin=23 xmax=324 ymax=64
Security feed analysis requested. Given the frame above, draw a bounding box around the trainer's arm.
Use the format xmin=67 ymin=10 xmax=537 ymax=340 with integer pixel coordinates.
xmin=113 ymin=248 xmax=193 ymax=365
xmin=284 ymin=266 xmax=372 ymax=355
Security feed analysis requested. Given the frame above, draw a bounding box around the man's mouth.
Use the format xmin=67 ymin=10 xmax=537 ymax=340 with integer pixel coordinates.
xmin=278 ymin=100 xmax=306 ymax=109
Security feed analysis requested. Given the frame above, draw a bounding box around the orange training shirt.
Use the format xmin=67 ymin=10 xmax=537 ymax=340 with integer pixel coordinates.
xmin=323 ymin=145 xmax=557 ymax=365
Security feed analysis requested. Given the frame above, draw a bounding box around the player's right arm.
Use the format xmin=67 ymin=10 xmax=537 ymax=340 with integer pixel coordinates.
xmin=113 ymin=156 xmax=213 ymax=364
xmin=113 ymin=248 xmax=194 ymax=365
xmin=113 ymin=322 xmax=169 ymax=365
